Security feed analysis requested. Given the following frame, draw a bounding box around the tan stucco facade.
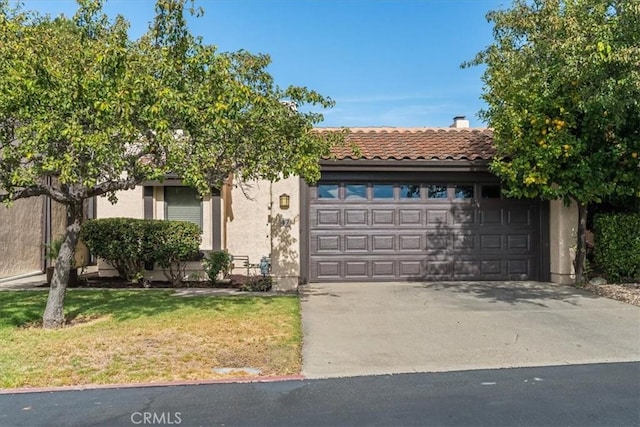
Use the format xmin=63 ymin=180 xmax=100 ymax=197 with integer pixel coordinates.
xmin=0 ymin=198 xmax=44 ymax=278
xmin=94 ymin=179 xmax=579 ymax=290
xmin=224 ymin=177 xmax=301 ymax=291
xmin=549 ymin=199 xmax=578 ymax=284
xmin=0 ymin=196 xmax=68 ymax=279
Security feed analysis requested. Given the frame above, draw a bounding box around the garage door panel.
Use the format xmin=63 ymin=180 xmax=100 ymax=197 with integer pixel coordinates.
xmin=315 ymin=209 xmax=340 ymax=227
xmin=314 ymin=261 xmax=341 ymax=279
xmin=451 ymin=208 xmax=475 ymax=224
xmin=399 ymin=209 xmax=422 ymax=225
xmin=345 ymin=209 xmax=368 ymax=226
xmin=314 ymin=235 xmax=340 ymax=252
xmin=372 ymin=235 xmax=395 ymax=251
xmin=399 ymin=235 xmax=421 ymax=251
xmin=508 ymin=235 xmax=530 ymax=251
xmin=345 ymin=235 xmax=368 ymax=252
xmin=426 ymin=234 xmax=448 ymax=250
xmin=480 ymin=234 xmax=503 ymax=250
xmin=424 ymin=260 xmax=452 ymax=277
xmin=507 ymin=259 xmax=530 ymax=277
xmin=399 ymin=261 xmax=421 ymax=276
xmin=426 ymin=210 xmax=448 ymax=225
xmin=481 ymin=259 xmax=503 ymax=275
xmin=309 ymin=182 xmax=541 ymax=282
xmin=372 ymin=209 xmax=395 ymax=225
xmin=453 ymin=233 xmax=475 ymax=250
xmin=508 ymin=209 xmax=531 ymax=225
xmin=372 ymin=261 xmax=395 ymax=276
xmin=344 ymin=261 xmax=368 ymax=278
xmin=453 ymin=260 xmax=480 ymax=279
xmin=480 ymin=209 xmax=503 ymax=225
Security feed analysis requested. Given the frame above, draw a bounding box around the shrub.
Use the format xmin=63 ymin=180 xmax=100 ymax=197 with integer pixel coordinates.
xmin=147 ymin=221 xmax=201 ymax=286
xmin=594 ymin=213 xmax=640 ymax=282
xmin=81 ymin=218 xmax=202 ymax=284
xmin=202 ymin=250 xmax=232 ymax=283
xmin=81 ymin=218 xmax=147 ymax=281
xmin=239 ymin=276 xmax=273 ymax=292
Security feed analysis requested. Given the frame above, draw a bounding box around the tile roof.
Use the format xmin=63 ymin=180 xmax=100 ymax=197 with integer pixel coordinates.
xmin=319 ymin=127 xmax=495 ymax=161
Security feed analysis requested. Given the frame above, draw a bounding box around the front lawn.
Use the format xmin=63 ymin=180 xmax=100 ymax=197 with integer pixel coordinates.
xmin=0 ymin=290 xmax=301 ymax=389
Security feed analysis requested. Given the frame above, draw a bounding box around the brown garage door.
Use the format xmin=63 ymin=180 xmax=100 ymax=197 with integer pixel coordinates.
xmin=309 ymin=182 xmax=541 ymax=282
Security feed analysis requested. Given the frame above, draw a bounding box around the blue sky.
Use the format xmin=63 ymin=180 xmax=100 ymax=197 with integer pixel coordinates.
xmin=21 ymin=0 xmax=509 ymax=128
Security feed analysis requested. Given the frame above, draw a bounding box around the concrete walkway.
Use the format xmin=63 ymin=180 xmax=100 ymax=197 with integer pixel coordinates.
xmin=0 ymin=272 xmax=48 ymax=290
xmin=301 ymin=281 xmax=640 ymax=379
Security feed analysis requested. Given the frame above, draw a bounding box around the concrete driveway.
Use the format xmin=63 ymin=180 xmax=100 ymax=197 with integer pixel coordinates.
xmin=300 ymin=281 xmax=640 ymax=378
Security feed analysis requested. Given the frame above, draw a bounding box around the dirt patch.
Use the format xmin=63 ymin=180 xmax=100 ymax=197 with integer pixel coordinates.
xmin=20 ymin=314 xmax=110 ymax=329
xmin=65 ymin=273 xmax=257 ymax=289
xmin=581 ymin=282 xmax=640 ymax=307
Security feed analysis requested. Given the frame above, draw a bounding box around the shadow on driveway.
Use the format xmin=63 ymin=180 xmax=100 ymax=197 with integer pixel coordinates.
xmin=417 ymin=281 xmax=595 ymax=307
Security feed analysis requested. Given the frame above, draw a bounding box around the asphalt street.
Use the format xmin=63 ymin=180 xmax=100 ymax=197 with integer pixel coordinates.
xmin=1 ymin=362 xmax=638 ymax=427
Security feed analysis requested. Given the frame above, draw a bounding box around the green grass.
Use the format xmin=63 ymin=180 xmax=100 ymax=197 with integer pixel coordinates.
xmin=0 ymin=290 xmax=301 ymax=388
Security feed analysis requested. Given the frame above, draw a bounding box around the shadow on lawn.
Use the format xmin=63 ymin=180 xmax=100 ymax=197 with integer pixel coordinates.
xmin=0 ymin=290 xmax=284 ymax=327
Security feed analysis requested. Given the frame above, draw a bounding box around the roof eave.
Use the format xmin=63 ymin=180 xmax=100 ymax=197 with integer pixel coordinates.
xmin=319 ymin=158 xmax=492 ymax=173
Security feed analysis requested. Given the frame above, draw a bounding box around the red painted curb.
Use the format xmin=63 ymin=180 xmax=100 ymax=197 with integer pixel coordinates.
xmin=0 ymin=375 xmax=306 ymax=395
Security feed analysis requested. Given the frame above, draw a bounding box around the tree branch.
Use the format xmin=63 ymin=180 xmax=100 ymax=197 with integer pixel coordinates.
xmin=0 ymin=185 xmax=69 ymax=204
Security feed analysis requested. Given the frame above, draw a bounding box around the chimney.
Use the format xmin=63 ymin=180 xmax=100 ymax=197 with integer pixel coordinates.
xmin=451 ymin=115 xmax=470 ymax=128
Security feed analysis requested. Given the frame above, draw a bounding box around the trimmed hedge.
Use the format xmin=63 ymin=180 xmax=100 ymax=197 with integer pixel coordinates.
xmin=81 ymin=218 xmax=201 ymax=283
xmin=594 ymin=213 xmax=640 ymax=282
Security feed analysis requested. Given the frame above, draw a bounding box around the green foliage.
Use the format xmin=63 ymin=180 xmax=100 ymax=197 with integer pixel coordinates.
xmin=594 ymin=213 xmax=640 ymax=282
xmin=202 ymin=250 xmax=232 ymax=283
xmin=80 ymin=218 xmax=148 ymax=281
xmin=80 ymin=218 xmax=202 ymax=284
xmin=147 ymin=220 xmax=201 ymax=286
xmin=0 ymin=0 xmax=344 ymax=325
xmin=239 ymin=276 xmax=274 ymax=292
xmin=0 ymin=0 xmax=343 ymax=205
xmin=465 ymin=0 xmax=640 ymax=204
xmin=44 ymin=237 xmax=64 ymax=261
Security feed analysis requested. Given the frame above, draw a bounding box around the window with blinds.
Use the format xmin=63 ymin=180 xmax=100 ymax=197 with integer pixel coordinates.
xmin=164 ymin=186 xmax=202 ymax=229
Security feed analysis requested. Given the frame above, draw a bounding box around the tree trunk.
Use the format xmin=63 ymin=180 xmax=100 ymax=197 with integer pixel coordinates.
xmin=42 ymin=203 xmax=83 ymax=329
xmin=574 ymin=201 xmax=588 ymax=285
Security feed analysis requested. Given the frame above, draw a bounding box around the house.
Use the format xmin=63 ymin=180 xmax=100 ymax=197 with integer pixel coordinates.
xmin=95 ymin=117 xmax=578 ymax=289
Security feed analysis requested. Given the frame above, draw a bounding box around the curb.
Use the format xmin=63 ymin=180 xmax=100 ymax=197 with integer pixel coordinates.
xmin=0 ymin=375 xmax=306 ymax=395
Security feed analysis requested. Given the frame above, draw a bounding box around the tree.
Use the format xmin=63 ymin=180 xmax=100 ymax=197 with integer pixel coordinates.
xmin=465 ymin=0 xmax=640 ymax=284
xmin=0 ymin=0 xmax=343 ymax=328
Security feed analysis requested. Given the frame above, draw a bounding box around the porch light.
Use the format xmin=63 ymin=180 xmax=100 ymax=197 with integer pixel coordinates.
xmin=279 ymin=193 xmax=290 ymax=210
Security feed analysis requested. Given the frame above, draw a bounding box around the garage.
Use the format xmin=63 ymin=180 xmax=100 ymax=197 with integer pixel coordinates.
xmin=305 ymin=125 xmax=549 ymax=282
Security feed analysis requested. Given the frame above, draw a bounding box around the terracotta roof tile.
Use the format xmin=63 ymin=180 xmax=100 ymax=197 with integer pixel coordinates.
xmin=318 ymin=127 xmax=495 ymax=161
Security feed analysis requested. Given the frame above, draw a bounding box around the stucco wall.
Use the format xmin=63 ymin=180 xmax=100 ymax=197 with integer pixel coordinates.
xmin=224 ymin=181 xmax=272 ymax=274
xmin=549 ymin=199 xmax=578 ymax=284
xmin=97 ymin=187 xmax=144 ymax=220
xmin=0 ymin=197 xmax=44 ymax=278
xmin=224 ymin=177 xmax=301 ymax=291
xmin=270 ymin=177 xmax=301 ymax=291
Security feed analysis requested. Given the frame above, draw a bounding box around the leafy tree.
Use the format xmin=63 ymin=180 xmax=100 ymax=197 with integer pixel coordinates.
xmin=0 ymin=0 xmax=343 ymax=328
xmin=465 ymin=0 xmax=640 ymax=283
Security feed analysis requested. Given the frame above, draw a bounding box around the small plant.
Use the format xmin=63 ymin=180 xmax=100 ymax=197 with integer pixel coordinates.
xmin=202 ymin=250 xmax=232 ymax=283
xmin=44 ymin=237 xmax=63 ymax=262
xmin=239 ymin=275 xmax=273 ymax=292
